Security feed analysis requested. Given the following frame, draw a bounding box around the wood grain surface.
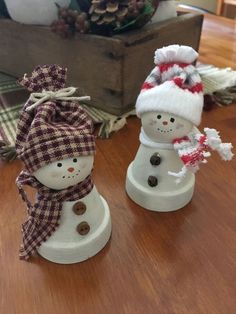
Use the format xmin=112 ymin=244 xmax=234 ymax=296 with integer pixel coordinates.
xmin=0 ymin=13 xmax=236 ymax=314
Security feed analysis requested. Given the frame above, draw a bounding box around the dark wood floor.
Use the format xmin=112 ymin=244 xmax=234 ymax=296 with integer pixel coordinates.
xmin=0 ymin=13 xmax=236 ymax=314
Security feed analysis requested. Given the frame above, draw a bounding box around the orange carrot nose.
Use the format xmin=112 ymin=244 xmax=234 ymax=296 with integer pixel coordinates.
xmin=163 ymin=121 xmax=168 ymax=125
xmin=67 ymin=167 xmax=74 ymax=173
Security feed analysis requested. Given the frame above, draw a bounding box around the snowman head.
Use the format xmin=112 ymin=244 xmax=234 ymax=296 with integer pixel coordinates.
xmin=33 ymin=155 xmax=94 ymax=190
xmin=141 ymin=111 xmax=193 ymax=143
xmin=136 ymin=45 xmax=204 ymax=139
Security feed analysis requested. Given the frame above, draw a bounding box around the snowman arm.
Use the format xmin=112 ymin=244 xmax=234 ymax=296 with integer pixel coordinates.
xmin=168 ymin=163 xmax=201 ymax=184
xmin=168 ymin=166 xmax=188 ymax=184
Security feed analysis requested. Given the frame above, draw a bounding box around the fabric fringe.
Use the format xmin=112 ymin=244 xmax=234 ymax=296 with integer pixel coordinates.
xmin=198 ymin=64 xmax=236 ymax=109
xmin=0 ymin=141 xmax=17 ymax=162
xmin=100 ymin=110 xmax=135 ymax=138
xmin=198 ymin=64 xmax=236 ymax=94
xmin=213 ymin=85 xmax=236 ymax=105
xmin=204 ymin=128 xmax=234 ymax=161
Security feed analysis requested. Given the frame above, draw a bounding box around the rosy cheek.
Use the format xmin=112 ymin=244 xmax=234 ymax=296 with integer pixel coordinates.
xmin=50 ymin=171 xmax=61 ymax=178
xmin=149 ymin=119 xmax=157 ymax=126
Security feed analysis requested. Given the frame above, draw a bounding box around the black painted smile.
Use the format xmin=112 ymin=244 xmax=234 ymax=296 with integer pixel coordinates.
xmin=62 ymin=170 xmax=80 ymax=179
xmin=157 ymin=128 xmax=173 ymax=133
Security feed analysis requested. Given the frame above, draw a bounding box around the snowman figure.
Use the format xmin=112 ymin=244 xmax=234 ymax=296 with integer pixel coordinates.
xmin=126 ymin=45 xmax=233 ymax=212
xmin=15 ymin=65 xmax=111 ymax=263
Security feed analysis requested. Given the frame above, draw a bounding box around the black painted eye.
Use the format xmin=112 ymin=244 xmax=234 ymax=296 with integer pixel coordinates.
xmin=57 ymin=163 xmax=62 ymax=167
xmin=170 ymin=118 xmax=175 ymax=123
xmin=157 ymin=115 xmax=162 ymax=119
xmin=73 ymin=158 xmax=77 ymax=163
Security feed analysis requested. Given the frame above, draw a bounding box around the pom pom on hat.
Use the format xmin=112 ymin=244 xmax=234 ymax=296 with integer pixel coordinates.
xmin=136 ymin=45 xmax=204 ymax=126
xmin=154 ymin=44 xmax=199 ymax=65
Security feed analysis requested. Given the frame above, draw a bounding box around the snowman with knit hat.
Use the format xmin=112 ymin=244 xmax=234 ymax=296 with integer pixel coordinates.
xmin=16 ymin=65 xmax=111 ymax=264
xmin=126 ymin=45 xmax=233 ymax=212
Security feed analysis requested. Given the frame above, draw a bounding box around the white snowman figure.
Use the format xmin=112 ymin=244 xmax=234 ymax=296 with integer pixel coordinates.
xmin=16 ymin=65 xmax=111 ymax=263
xmin=33 ymin=155 xmax=112 ymax=264
xmin=5 ymin=0 xmax=70 ymax=25
xmin=126 ymin=45 xmax=233 ymax=212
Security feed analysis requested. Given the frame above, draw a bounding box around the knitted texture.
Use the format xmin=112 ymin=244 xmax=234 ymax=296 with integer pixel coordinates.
xmin=136 ymin=45 xmax=204 ymax=125
xmin=154 ymin=44 xmax=199 ymax=65
xmin=15 ymin=65 xmax=95 ymax=173
xmin=16 ymin=171 xmax=93 ymax=260
xmin=172 ymin=134 xmax=209 ymax=169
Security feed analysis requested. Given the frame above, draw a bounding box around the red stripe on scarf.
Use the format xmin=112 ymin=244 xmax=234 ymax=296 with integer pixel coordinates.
xmin=198 ymin=134 xmax=207 ymax=145
xmin=181 ymin=147 xmax=206 ymax=166
xmin=173 ymin=136 xmax=190 ymax=144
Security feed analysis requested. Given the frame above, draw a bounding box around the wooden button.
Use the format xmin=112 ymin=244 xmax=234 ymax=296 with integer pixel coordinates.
xmin=72 ymin=201 xmax=86 ymax=215
xmin=148 ymin=175 xmax=158 ymax=187
xmin=150 ymin=153 xmax=161 ymax=166
xmin=76 ymin=221 xmax=90 ymax=235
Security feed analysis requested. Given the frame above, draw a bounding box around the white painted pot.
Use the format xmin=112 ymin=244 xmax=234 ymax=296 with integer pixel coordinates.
xmin=126 ymin=112 xmax=196 ymax=212
xmin=126 ymin=146 xmax=195 ymax=212
xmin=152 ymin=0 xmax=177 ymax=23
xmin=38 ymin=187 xmax=112 ymax=264
xmin=5 ymin=0 xmax=71 ymax=25
xmin=34 ymin=156 xmax=112 ymax=264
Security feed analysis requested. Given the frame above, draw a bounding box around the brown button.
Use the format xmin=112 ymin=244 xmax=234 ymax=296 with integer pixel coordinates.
xmin=77 ymin=221 xmax=90 ymax=235
xmin=72 ymin=201 xmax=86 ymax=215
xmin=148 ymin=175 xmax=158 ymax=187
xmin=150 ymin=153 xmax=161 ymax=166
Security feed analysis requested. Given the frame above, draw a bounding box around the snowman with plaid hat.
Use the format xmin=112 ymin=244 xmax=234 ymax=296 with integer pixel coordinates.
xmin=16 ymin=65 xmax=111 ymax=263
xmin=126 ymin=45 xmax=233 ymax=212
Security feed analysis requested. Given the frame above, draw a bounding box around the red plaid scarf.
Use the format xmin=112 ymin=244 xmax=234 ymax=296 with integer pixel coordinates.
xmin=16 ymin=171 xmax=93 ymax=260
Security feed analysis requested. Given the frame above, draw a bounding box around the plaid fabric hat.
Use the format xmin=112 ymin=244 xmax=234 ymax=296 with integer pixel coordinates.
xmin=18 ymin=64 xmax=67 ymax=92
xmin=15 ymin=65 xmax=95 ymax=173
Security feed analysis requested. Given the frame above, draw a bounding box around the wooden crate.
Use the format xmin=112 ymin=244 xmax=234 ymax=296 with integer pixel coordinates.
xmin=0 ymin=13 xmax=203 ymax=115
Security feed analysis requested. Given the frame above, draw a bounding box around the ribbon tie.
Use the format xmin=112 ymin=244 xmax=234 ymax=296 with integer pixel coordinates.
xmin=26 ymin=87 xmax=91 ymax=111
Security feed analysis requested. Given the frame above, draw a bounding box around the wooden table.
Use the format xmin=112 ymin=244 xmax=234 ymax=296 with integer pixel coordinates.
xmin=216 ymin=0 xmax=236 ymax=15
xmin=1 ymin=13 xmax=236 ymax=314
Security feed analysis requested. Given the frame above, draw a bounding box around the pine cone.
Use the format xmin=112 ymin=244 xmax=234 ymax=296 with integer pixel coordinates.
xmin=51 ymin=1 xmax=158 ymax=37
xmin=89 ymin=0 xmax=131 ymax=28
xmin=89 ymin=0 xmax=157 ymax=30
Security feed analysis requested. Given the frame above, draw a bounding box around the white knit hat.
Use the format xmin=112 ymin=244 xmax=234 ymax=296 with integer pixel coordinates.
xmin=136 ymin=45 xmax=204 ymax=126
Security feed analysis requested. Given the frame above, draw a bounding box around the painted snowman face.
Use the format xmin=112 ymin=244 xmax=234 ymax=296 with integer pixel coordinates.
xmin=141 ymin=111 xmax=193 ymax=143
xmin=33 ymin=155 xmax=94 ymax=190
